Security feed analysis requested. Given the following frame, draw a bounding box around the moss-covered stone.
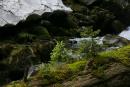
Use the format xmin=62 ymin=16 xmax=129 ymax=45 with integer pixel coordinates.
xmin=31 ymin=26 xmax=51 ymax=39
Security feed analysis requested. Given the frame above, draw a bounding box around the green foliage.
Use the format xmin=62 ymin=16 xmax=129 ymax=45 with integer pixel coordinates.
xmin=37 ymin=63 xmax=71 ymax=85
xmin=80 ymin=26 xmax=100 ymax=37
xmin=90 ymin=7 xmax=115 ymax=22
xmin=89 ymin=6 xmax=118 ymax=34
xmin=78 ymin=26 xmax=102 ymax=58
xmin=77 ymin=39 xmax=102 ymax=58
xmin=34 ymin=60 xmax=86 ymax=86
xmin=50 ymin=41 xmax=70 ymax=63
xmin=17 ymin=32 xmax=36 ymax=43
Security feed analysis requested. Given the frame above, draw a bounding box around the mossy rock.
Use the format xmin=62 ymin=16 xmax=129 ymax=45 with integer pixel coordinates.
xmin=99 ymin=45 xmax=130 ymax=66
xmin=112 ymin=20 xmax=124 ymax=33
xmin=6 ymin=81 xmax=28 ymax=87
xmin=17 ymin=32 xmax=36 ymax=43
xmin=31 ymin=26 xmax=51 ymax=39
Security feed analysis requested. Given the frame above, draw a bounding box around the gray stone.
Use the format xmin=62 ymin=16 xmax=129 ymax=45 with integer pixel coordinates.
xmin=103 ymin=34 xmax=130 ymax=47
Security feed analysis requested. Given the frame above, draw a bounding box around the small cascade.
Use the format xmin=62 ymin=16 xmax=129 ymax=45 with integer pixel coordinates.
xmin=119 ymin=26 xmax=130 ymax=40
xmin=27 ymin=65 xmax=39 ymax=79
xmin=69 ymin=37 xmax=104 ymax=48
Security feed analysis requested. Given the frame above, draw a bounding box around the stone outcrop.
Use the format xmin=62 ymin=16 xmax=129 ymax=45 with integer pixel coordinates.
xmin=0 ymin=0 xmax=72 ymax=26
xmin=63 ymin=63 xmax=130 ymax=87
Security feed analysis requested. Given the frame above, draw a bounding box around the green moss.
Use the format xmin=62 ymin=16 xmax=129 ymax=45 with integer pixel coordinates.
xmin=28 ymin=60 xmax=86 ymax=86
xmin=6 ymin=81 xmax=27 ymax=87
xmin=99 ymin=45 xmax=130 ymax=66
xmin=31 ymin=26 xmax=51 ymax=39
xmin=92 ymin=66 xmax=106 ymax=79
xmin=34 ymin=63 xmax=71 ymax=86
xmin=68 ymin=60 xmax=86 ymax=72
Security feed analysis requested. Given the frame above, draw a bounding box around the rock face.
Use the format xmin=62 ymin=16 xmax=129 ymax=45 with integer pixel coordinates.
xmin=63 ymin=63 xmax=130 ymax=87
xmin=0 ymin=0 xmax=72 ymax=26
xmin=0 ymin=41 xmax=54 ymax=85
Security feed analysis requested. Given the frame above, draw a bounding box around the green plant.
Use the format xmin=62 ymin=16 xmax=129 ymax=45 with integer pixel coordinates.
xmin=37 ymin=63 xmax=71 ymax=85
xmin=78 ymin=26 xmax=102 ymax=58
xmin=36 ymin=60 xmax=86 ymax=86
xmin=80 ymin=26 xmax=100 ymax=37
xmin=50 ymin=41 xmax=70 ymax=63
xmin=78 ymin=39 xmax=102 ymax=58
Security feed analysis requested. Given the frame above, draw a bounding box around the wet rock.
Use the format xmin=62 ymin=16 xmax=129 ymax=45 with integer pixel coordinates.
xmin=69 ymin=34 xmax=130 ymax=52
xmin=103 ymin=34 xmax=130 ymax=47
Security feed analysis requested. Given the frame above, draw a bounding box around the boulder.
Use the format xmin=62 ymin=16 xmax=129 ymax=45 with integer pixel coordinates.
xmin=103 ymin=34 xmax=130 ymax=47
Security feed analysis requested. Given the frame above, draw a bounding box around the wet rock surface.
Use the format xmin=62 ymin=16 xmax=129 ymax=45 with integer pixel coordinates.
xmin=69 ymin=34 xmax=130 ymax=50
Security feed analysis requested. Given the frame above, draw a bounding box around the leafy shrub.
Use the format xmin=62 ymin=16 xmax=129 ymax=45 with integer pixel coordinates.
xmin=37 ymin=63 xmax=71 ymax=85
xmin=77 ymin=39 xmax=102 ymax=58
xmin=80 ymin=26 xmax=100 ymax=37
xmin=50 ymin=41 xmax=70 ymax=63
xmin=78 ymin=26 xmax=102 ymax=58
xmin=89 ymin=6 xmax=117 ymax=34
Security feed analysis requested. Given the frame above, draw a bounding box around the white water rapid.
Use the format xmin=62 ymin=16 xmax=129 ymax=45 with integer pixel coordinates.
xmin=119 ymin=26 xmax=130 ymax=40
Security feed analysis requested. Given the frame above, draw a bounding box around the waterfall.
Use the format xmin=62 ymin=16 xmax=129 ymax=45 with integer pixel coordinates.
xmin=27 ymin=65 xmax=39 ymax=79
xmin=119 ymin=26 xmax=130 ymax=40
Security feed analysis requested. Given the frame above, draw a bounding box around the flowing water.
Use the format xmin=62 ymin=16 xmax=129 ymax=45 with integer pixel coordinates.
xmin=119 ymin=26 xmax=130 ymax=40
